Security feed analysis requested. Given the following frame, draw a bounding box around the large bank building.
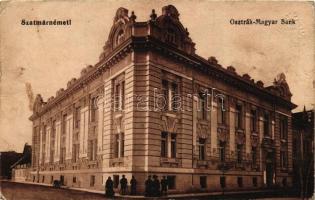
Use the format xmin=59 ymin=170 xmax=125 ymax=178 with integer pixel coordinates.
xmin=29 ymin=5 xmax=296 ymax=194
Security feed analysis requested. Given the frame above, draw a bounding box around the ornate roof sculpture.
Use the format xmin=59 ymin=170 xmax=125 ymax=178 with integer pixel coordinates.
xmin=99 ymin=7 xmax=134 ymax=60
xmin=33 ymin=94 xmax=44 ymax=114
xmin=266 ymin=73 xmax=292 ymax=101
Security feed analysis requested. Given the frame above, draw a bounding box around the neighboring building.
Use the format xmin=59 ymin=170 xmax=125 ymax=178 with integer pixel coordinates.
xmin=11 ymin=144 xmax=32 ymax=182
xmin=29 ymin=5 xmax=297 ymax=193
xmin=0 ymin=151 xmax=22 ymax=180
xmin=292 ymin=108 xmax=314 ymax=197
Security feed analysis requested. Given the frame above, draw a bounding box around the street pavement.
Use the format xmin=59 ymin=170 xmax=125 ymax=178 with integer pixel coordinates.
xmin=0 ymin=181 xmax=303 ymax=200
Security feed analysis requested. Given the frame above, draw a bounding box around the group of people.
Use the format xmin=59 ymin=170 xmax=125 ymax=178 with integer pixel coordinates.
xmin=145 ymin=175 xmax=168 ymax=197
xmin=104 ymin=174 xmax=169 ymax=197
xmin=105 ymin=175 xmax=137 ymax=197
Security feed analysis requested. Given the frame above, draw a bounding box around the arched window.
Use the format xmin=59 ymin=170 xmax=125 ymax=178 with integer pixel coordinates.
xmin=165 ymin=28 xmax=176 ymax=44
xmin=116 ymin=29 xmax=124 ymax=46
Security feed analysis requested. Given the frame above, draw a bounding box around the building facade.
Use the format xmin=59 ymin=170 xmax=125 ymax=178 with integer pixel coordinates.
xmin=30 ymin=5 xmax=296 ymax=193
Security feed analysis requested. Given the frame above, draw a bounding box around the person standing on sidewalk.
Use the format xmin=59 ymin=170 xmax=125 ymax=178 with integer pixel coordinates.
xmin=145 ymin=175 xmax=153 ymax=196
xmin=130 ymin=176 xmax=137 ymax=195
xmin=105 ymin=176 xmax=115 ymax=197
xmin=152 ymin=175 xmax=160 ymax=197
xmin=161 ymin=176 xmax=168 ymax=196
xmin=120 ymin=174 xmax=128 ymax=195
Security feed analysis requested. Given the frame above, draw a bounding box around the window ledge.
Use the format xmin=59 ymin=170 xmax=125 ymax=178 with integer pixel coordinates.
xmin=160 ymin=157 xmax=180 ymax=164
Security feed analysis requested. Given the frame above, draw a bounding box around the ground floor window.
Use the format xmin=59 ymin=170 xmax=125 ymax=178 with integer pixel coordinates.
xmin=253 ymin=177 xmax=258 ymax=187
xmin=90 ymin=175 xmax=95 ymax=187
xmin=282 ymin=178 xmax=287 ymax=187
xmin=42 ymin=175 xmax=45 ymax=183
xmin=237 ymin=177 xmax=243 ymax=187
xmin=200 ymin=176 xmax=207 ymax=189
xmin=113 ymin=175 xmax=119 ymax=188
xmin=167 ymin=176 xmax=176 ymax=189
xmin=73 ymin=176 xmax=77 ymax=183
xmin=220 ymin=176 xmax=226 ymax=188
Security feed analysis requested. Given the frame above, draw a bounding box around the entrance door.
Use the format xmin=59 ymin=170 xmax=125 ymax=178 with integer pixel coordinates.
xmin=266 ymin=163 xmax=273 ymax=187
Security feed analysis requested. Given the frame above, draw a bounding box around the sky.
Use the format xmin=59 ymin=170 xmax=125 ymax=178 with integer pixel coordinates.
xmin=0 ymin=1 xmax=314 ymax=152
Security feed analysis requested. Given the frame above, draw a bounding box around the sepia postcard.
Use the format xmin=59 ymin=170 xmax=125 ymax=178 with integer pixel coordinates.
xmin=0 ymin=1 xmax=314 ymax=200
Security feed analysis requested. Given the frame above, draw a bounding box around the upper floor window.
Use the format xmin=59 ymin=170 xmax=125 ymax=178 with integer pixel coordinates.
xmin=161 ymin=132 xmax=167 ymax=157
xmin=161 ymin=80 xmax=178 ymax=111
xmin=114 ymin=133 xmax=125 ymax=158
xmin=264 ymin=112 xmax=270 ymax=136
xmin=114 ymin=81 xmax=125 ymax=111
xmin=217 ymin=99 xmax=226 ymax=125
xmin=198 ymin=92 xmax=207 ymax=120
xmin=252 ymin=146 xmax=257 ymax=165
xmin=91 ymin=97 xmax=98 ymax=122
xmin=219 ymin=141 xmax=226 ymax=162
xmin=160 ymin=132 xmax=177 ymax=158
xmin=72 ymin=144 xmax=79 ymax=163
xmin=75 ymin=107 xmax=81 ymax=128
xmin=236 ymin=144 xmax=243 ymax=164
xmin=235 ymin=104 xmax=243 ymax=129
xmin=88 ymin=139 xmax=97 ymax=161
xmin=280 ymin=151 xmax=287 ymax=168
xmin=62 ymin=114 xmax=67 ymax=135
xmin=279 ymin=116 xmax=288 ymax=140
xmin=250 ymin=109 xmax=257 ymax=132
xmin=198 ymin=138 xmax=206 ymax=160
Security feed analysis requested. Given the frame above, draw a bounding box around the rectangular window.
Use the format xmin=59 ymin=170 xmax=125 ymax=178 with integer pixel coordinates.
xmin=252 ymin=147 xmax=257 ymax=165
xmin=114 ymin=81 xmax=125 ymax=111
xmin=90 ymin=175 xmax=95 ymax=187
xmin=114 ymin=134 xmax=119 ymax=158
xmin=250 ymin=109 xmax=257 ymax=132
xmin=200 ymin=176 xmax=207 ymax=189
xmin=115 ymin=84 xmax=120 ymax=111
xmin=167 ymin=176 xmax=176 ymax=189
xmin=62 ymin=114 xmax=67 ymax=135
xmin=72 ymin=144 xmax=79 ymax=163
xmin=198 ymin=93 xmax=207 ymax=120
xmin=75 ymin=107 xmax=81 ymax=128
xmin=60 ymin=147 xmax=66 ymax=164
xmin=220 ymin=176 xmax=226 ymax=188
xmin=73 ymin=176 xmax=77 ymax=183
xmin=280 ymin=151 xmax=287 ymax=168
xmin=113 ymin=175 xmax=119 ymax=188
xmin=237 ymin=144 xmax=243 ymax=164
xmin=217 ymin=99 xmax=226 ymax=125
xmin=253 ymin=177 xmax=258 ymax=187
xmin=161 ymin=132 xmax=167 ymax=157
xmin=235 ymin=104 xmax=243 ymax=129
xmin=219 ymin=142 xmax=226 ymax=162
xmin=280 ymin=116 xmax=288 ymax=140
xmin=237 ymin=177 xmax=243 ymax=187
xmin=198 ymin=138 xmax=206 ymax=160
xmin=264 ymin=113 xmax=270 ymax=136
xmin=120 ymin=133 xmax=125 ymax=158
xmin=91 ymin=97 xmax=98 ymax=122
xmin=162 ymin=80 xmax=169 ymax=111
xmin=171 ymin=134 xmax=176 ymax=158
xmin=162 ymin=80 xmax=178 ymax=111
xmin=171 ymin=83 xmax=178 ymax=111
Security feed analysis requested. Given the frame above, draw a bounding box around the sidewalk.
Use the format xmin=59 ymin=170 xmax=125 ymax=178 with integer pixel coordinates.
xmin=4 ymin=180 xmax=296 ymax=199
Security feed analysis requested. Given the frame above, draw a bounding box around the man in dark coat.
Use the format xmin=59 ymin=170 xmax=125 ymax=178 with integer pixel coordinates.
xmin=120 ymin=174 xmax=128 ymax=195
xmin=130 ymin=176 xmax=137 ymax=195
xmin=144 ymin=175 xmax=153 ymax=196
xmin=152 ymin=175 xmax=160 ymax=197
xmin=105 ymin=176 xmax=115 ymax=197
xmin=161 ymin=176 xmax=168 ymax=196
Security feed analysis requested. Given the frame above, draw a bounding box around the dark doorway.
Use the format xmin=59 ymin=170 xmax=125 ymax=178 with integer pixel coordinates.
xmin=266 ymin=163 xmax=273 ymax=187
